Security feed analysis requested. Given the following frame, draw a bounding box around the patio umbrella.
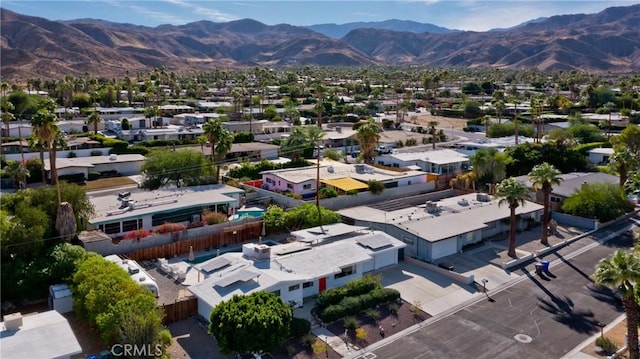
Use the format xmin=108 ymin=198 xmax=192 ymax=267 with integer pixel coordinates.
xmin=188 ymin=246 xmax=194 ymax=262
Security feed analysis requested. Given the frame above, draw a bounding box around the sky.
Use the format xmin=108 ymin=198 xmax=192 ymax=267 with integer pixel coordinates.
xmin=2 ymin=0 xmax=637 ymax=32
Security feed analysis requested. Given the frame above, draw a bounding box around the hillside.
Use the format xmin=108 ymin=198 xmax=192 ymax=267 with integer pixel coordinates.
xmin=1 ymin=4 xmax=639 ymax=79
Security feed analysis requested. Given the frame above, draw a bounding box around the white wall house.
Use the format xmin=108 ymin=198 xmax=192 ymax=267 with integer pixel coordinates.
xmin=339 ymin=193 xmax=543 ymax=262
xmin=587 ymin=148 xmax=614 ymax=165
xmin=188 ymin=224 xmax=405 ymax=321
xmin=375 ymin=149 xmax=471 ymax=175
xmin=261 ymin=160 xmax=428 ymax=199
xmin=89 ymin=184 xmax=244 ymax=237
xmin=44 ymin=154 xmax=145 ymax=180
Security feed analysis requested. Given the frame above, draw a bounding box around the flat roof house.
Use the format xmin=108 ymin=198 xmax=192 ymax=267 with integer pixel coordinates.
xmin=374 ymin=149 xmax=471 ymax=175
xmin=188 ymin=223 xmax=405 ymax=320
xmin=1 ymin=311 xmax=82 ymax=359
xmin=44 ymin=154 xmax=145 ymax=180
xmin=261 ymin=160 xmax=428 ymax=199
xmin=339 ymin=192 xmax=543 ymax=262
xmin=89 ymin=184 xmax=244 ymax=237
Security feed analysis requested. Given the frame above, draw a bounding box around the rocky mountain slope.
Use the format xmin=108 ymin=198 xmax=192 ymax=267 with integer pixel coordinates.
xmin=1 ymin=4 xmax=638 ymax=79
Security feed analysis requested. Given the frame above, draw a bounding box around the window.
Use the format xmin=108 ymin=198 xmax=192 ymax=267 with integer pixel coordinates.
xmin=122 ymin=219 xmax=143 ymax=232
xmin=393 ymin=163 xmax=399 ymax=168
xmin=334 ymin=266 xmax=355 ymax=279
xmin=303 ymin=184 xmax=311 ymax=190
xmin=104 ymin=222 xmax=121 ymax=234
xmin=271 ymin=290 xmax=281 ymax=296
xmin=303 ymin=281 xmax=314 ymax=288
xmin=551 ymin=196 xmax=561 ymax=203
xmin=288 ymin=284 xmax=300 ymax=292
xmin=287 ymin=183 xmax=293 ymax=190
xmin=402 ymin=236 xmax=415 ymax=245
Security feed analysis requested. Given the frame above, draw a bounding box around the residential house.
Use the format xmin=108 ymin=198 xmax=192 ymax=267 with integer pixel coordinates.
xmin=339 ymin=192 xmax=543 ymax=262
xmin=261 ymin=160 xmax=428 ymax=199
xmin=188 ymin=223 xmax=405 ymax=320
xmin=587 ymin=148 xmax=614 ymax=165
xmin=514 ymin=172 xmax=619 ymax=211
xmin=44 ymin=154 xmax=145 ymax=181
xmin=89 ymin=184 xmax=244 ymax=237
xmin=0 ymin=311 xmax=82 ymax=359
xmin=119 ymin=126 xmax=204 ymax=142
xmin=375 ymin=149 xmax=471 ymax=175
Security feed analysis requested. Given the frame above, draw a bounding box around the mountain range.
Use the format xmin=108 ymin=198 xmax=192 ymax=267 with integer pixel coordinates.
xmin=1 ymin=4 xmax=639 ymax=80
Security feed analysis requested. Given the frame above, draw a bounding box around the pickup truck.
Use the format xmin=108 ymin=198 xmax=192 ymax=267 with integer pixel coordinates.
xmin=376 ymin=145 xmax=392 ymax=154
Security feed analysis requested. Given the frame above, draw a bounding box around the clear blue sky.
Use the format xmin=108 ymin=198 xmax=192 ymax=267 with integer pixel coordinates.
xmin=2 ymin=1 xmax=636 ymax=31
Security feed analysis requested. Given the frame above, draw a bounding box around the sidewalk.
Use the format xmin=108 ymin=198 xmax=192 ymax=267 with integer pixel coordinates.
xmin=561 ymin=314 xmax=627 ymax=359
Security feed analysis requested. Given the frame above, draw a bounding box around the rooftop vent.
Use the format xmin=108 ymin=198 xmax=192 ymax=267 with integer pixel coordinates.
xmin=327 ymin=166 xmax=334 ymax=173
xmin=3 ymin=312 xmax=22 ymax=331
xmin=458 ymin=199 xmax=469 ymax=206
xmin=355 ymin=164 xmax=365 ymax=174
xmin=476 ymin=193 xmax=491 ymax=202
xmin=425 ymin=201 xmax=440 ymax=213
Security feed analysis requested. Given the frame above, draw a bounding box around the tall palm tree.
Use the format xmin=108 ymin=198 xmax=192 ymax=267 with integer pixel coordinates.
xmin=355 ymin=119 xmax=380 ymax=164
xmin=282 ymin=126 xmax=308 ymax=161
xmin=495 ymin=178 xmax=530 ymax=258
xmin=203 ymin=119 xmax=226 ymax=183
xmin=592 ymin=250 xmax=640 ymax=359
xmin=214 ymin=128 xmax=234 ymax=184
xmin=31 ymin=99 xmax=58 ymax=184
xmin=314 ymin=83 xmax=325 ymax=128
xmin=529 ymin=163 xmax=563 ymax=246
xmin=609 ymin=147 xmax=636 ymax=188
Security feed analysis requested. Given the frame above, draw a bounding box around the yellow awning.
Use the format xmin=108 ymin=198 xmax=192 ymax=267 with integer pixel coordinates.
xmin=320 ymin=178 xmax=368 ymax=191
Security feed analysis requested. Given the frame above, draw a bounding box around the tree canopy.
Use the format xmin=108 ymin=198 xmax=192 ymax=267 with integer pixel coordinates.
xmin=141 ymin=150 xmax=211 ymax=189
xmin=561 ymin=183 xmax=634 ymax=222
xmin=263 ymin=203 xmax=342 ymax=231
xmin=209 ymin=291 xmax=292 ymax=355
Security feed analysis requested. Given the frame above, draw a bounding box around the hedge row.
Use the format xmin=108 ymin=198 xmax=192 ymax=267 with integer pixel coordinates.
xmin=319 ymin=288 xmax=400 ymax=323
xmin=316 ymin=275 xmax=381 ymax=308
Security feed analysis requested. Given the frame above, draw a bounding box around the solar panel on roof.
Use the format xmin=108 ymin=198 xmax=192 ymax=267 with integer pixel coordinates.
xmin=215 ymin=269 xmax=260 ymax=288
xmin=200 ymin=256 xmax=231 ymax=273
xmin=357 ymin=234 xmax=392 ymax=250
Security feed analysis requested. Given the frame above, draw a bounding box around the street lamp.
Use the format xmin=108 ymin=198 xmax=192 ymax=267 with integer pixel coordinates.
xmin=597 ymin=322 xmax=605 ymax=338
xmin=481 ymin=279 xmax=489 ymax=293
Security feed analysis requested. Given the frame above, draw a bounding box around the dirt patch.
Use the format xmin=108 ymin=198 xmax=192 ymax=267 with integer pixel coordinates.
xmin=85 ymin=177 xmax=137 ymax=191
xmin=326 ymin=300 xmax=431 ymax=349
xmin=269 ymin=337 xmax=343 ymax=359
xmin=64 ymin=312 xmax=108 ymax=359
xmin=408 ymin=114 xmax=468 ymax=130
xmin=581 ymin=319 xmax=634 ymax=359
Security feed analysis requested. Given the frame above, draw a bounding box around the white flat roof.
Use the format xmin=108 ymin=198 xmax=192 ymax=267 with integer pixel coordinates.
xmin=339 ymin=193 xmax=543 ymax=242
xmin=262 ymin=160 xmax=426 ymax=184
xmin=44 ymin=154 xmax=145 ymax=171
xmin=382 ymin=149 xmax=470 ymax=165
xmin=188 ymin=225 xmax=405 ymax=309
xmin=290 ymin=223 xmax=368 ymax=243
xmin=0 ymin=311 xmax=82 ymax=359
xmin=588 ymin=148 xmax=615 ymax=155
xmin=90 ymin=184 xmax=243 ymax=223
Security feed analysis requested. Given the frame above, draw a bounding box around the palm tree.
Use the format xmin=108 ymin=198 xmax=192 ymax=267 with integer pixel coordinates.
xmin=282 ymin=126 xmax=309 ymax=161
xmin=314 ymin=83 xmax=325 ymax=128
xmin=470 ymin=148 xmax=508 ymax=193
xmin=214 ymin=128 xmax=234 ymax=184
xmin=203 ymin=119 xmax=228 ymax=183
xmin=196 ymin=135 xmax=208 ymax=154
xmin=609 ymin=147 xmax=636 ymax=188
xmin=428 ymin=121 xmax=438 ymax=150
xmin=355 ymin=119 xmax=380 ymax=164
xmin=86 ymin=111 xmax=101 ymax=134
xmin=592 ymin=250 xmax=640 ymax=359
xmin=528 ymin=163 xmax=563 ymax=246
xmin=1 ymin=160 xmax=29 ymax=190
xmin=495 ymin=178 xmax=530 ymax=258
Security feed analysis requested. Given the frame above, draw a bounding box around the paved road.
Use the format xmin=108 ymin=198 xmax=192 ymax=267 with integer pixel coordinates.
xmin=370 ymin=219 xmax=636 ymax=359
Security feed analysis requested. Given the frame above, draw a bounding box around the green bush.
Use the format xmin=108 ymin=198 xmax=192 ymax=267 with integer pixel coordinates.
xmin=368 ymin=180 xmax=385 ymax=195
xmin=344 ymin=274 xmax=380 ymax=296
xmin=58 ymin=173 xmax=86 ymax=183
xmin=595 ymin=336 xmax=617 ymax=355
xmin=562 ymin=182 xmax=634 ymax=222
xmin=319 ymin=187 xmax=338 ymax=198
xmin=289 ymin=317 xmax=311 ymax=338
xmin=67 ymin=151 xmax=77 ymax=158
xmin=343 ymin=316 xmax=359 ymax=331
xmin=88 ymin=171 xmax=101 ymax=181
xmin=319 ymin=286 xmax=400 ymax=323
xmin=317 ymin=287 xmax=347 ymax=308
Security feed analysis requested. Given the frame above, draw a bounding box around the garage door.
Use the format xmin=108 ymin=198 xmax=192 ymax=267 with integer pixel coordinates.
xmin=431 ymin=239 xmax=457 ymax=260
xmin=374 ymin=250 xmax=396 ymax=269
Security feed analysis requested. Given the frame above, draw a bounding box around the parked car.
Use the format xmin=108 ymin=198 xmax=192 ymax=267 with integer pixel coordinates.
xmin=376 ymin=145 xmax=392 ymax=154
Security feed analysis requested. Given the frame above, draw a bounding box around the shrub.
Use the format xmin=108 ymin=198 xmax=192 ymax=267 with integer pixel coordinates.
xmin=595 ymin=336 xmax=617 ymax=355
xmin=365 ymin=308 xmax=381 ymax=321
xmin=90 ymin=150 xmax=103 ymax=156
xmin=124 ymin=229 xmax=152 ymax=241
xmin=405 ymin=138 xmax=417 ymax=146
xmin=388 ymin=302 xmax=399 ymax=314
xmin=317 ymin=287 xmax=347 ymax=308
xmin=58 ymin=173 xmax=86 ymax=183
xmin=67 ymin=151 xmax=77 ymax=158
xmin=88 ymin=171 xmax=101 ymax=181
xmin=347 ymin=189 xmax=359 ymax=196
xmin=202 ymin=211 xmax=227 ymax=225
xmin=300 ymin=333 xmax=316 ymax=348
xmin=153 ymin=222 xmax=186 ymax=234
xmin=345 ymin=275 xmax=381 ymax=296
xmin=368 ymin=180 xmax=385 ymax=195
xmin=355 ymin=327 xmax=367 ymax=340
xmin=343 ymin=316 xmax=359 ymax=331
xmin=289 ymin=317 xmax=311 ymax=338
xmin=319 ymin=187 xmax=338 ymax=198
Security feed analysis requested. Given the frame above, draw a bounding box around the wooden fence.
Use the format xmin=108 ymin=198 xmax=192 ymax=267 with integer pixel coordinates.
xmin=162 ymin=297 xmax=198 ymax=324
xmin=125 ymin=220 xmax=264 ymax=262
